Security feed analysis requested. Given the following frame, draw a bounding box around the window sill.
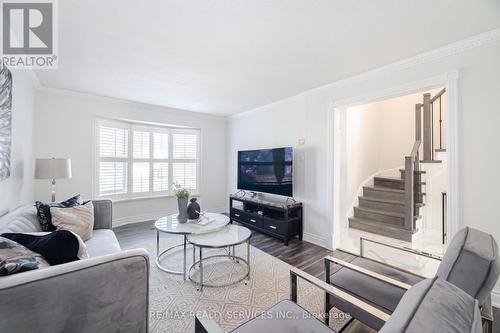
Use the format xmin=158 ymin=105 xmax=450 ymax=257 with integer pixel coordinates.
xmin=103 ymin=193 xmax=200 ymax=204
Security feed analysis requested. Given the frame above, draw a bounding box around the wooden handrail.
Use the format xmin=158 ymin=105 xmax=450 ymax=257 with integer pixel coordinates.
xmin=410 ymin=140 xmax=421 ymax=158
xmin=430 ymin=88 xmax=446 ymax=103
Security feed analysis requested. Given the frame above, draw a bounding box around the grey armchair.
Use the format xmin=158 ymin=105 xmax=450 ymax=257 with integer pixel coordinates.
xmin=195 ymin=268 xmax=482 ymax=333
xmin=324 ymin=227 xmax=499 ymax=332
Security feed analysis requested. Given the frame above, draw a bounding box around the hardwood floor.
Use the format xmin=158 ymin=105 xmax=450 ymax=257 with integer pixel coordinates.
xmin=114 ymin=221 xmax=497 ymax=333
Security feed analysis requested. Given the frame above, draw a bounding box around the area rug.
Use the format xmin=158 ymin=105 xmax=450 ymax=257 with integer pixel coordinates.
xmin=119 ymin=230 xmax=350 ymax=332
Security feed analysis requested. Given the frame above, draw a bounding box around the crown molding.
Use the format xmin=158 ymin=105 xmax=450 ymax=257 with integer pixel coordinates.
xmin=231 ymin=28 xmax=500 ymax=118
xmin=37 ymin=86 xmax=227 ymax=121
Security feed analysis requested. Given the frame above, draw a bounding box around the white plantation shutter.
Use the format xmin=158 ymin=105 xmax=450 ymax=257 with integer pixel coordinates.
xmin=97 ymin=124 xmax=129 ymax=197
xmin=172 ymin=133 xmax=197 ymax=159
xmin=172 ymin=132 xmax=198 ymax=190
xmin=133 ymin=162 xmax=150 ymax=193
xmin=99 ymin=126 xmax=128 ymax=158
xmin=133 ymin=131 xmax=150 ymax=159
xmin=99 ymin=162 xmax=127 ymax=196
xmin=153 ymin=162 xmax=169 ymax=191
xmin=95 ymin=120 xmax=199 ymax=199
xmin=172 ymin=162 xmax=197 ymax=189
xmin=153 ymin=133 xmax=168 ymax=159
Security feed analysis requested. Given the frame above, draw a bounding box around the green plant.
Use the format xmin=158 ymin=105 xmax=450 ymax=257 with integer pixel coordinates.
xmin=173 ymin=183 xmax=190 ymax=199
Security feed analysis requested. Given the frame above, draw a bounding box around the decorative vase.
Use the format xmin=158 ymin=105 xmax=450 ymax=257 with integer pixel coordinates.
xmin=177 ymin=197 xmax=189 ymax=223
xmin=187 ymin=198 xmax=201 ymax=220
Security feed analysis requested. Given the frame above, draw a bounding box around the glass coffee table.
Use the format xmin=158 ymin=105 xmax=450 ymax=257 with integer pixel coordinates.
xmin=155 ymin=212 xmax=230 ymax=280
xmin=187 ymin=224 xmax=251 ymax=291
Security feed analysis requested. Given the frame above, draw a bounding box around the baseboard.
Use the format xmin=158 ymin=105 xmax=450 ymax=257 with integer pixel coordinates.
xmin=112 ymin=206 xmax=229 ymax=227
xmin=303 ymin=232 xmax=332 ymax=250
xmin=113 ymin=211 xmax=169 ymax=227
xmin=491 ymin=289 xmax=500 ymax=307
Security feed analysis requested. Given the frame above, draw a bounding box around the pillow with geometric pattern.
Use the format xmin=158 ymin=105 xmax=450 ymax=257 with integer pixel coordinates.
xmin=35 ymin=194 xmax=82 ymax=231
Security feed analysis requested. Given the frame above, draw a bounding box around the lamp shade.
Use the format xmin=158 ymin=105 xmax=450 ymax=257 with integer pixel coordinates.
xmin=35 ymin=158 xmax=72 ymax=180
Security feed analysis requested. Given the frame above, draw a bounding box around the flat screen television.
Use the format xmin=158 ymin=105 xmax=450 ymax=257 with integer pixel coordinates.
xmin=237 ymin=147 xmax=293 ymax=197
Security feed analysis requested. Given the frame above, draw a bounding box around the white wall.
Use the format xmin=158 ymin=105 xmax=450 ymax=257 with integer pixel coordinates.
xmin=33 ymin=88 xmax=228 ymax=225
xmin=0 ymin=70 xmax=36 ymax=212
xmin=227 ymin=36 xmax=500 ymax=266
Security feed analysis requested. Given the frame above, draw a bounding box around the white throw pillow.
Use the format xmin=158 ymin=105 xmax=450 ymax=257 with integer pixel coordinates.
xmin=50 ymin=201 xmax=94 ymax=241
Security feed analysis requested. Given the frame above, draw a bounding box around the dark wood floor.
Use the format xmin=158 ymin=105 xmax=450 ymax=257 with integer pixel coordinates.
xmin=114 ymin=222 xmax=499 ymax=333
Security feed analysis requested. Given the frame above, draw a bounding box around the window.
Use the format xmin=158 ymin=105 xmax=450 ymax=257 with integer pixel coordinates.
xmin=95 ymin=119 xmax=200 ymax=200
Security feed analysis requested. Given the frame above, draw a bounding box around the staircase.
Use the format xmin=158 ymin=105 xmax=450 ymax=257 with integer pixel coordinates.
xmin=349 ymin=171 xmax=425 ymax=241
xmin=348 ymin=89 xmax=446 ymax=242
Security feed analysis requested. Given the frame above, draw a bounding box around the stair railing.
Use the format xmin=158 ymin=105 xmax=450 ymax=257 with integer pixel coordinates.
xmin=430 ymin=88 xmax=446 ymax=151
xmin=423 ymin=88 xmax=446 ymax=160
xmin=403 ymin=104 xmax=422 ymax=232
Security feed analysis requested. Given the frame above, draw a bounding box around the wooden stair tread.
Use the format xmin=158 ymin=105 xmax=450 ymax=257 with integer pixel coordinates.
xmin=349 ymin=216 xmax=415 ymax=230
xmin=420 ymin=159 xmax=442 ymax=163
xmin=374 ymin=176 xmax=426 ymax=185
xmin=435 ymin=148 xmax=447 ymax=152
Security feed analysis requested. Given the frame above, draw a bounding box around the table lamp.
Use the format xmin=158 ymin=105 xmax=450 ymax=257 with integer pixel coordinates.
xmin=35 ymin=158 xmax=72 ymax=202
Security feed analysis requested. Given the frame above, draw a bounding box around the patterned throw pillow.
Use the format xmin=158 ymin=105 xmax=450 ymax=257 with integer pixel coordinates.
xmin=50 ymin=201 xmax=95 ymax=241
xmin=0 ymin=236 xmax=49 ymax=276
xmin=35 ymin=194 xmax=82 ymax=231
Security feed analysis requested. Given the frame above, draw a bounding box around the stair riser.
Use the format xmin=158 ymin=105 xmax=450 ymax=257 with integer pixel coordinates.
xmin=399 ymin=171 xmax=423 ymax=181
xmin=358 ymin=198 xmax=405 ymax=214
xmin=363 ymin=187 xmax=425 ymax=203
xmin=348 ymin=218 xmax=413 ymax=242
xmin=364 ymin=187 xmax=404 ymax=201
xmin=374 ymin=178 xmax=423 ymax=191
xmin=354 ymin=207 xmax=403 ymax=225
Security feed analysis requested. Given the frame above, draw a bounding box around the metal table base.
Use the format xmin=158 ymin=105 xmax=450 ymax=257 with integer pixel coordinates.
xmin=188 ymin=239 xmax=251 ymax=291
xmin=155 ymin=231 xmax=189 ymax=280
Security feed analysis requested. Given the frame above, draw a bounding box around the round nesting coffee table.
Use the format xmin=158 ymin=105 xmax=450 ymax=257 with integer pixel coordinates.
xmin=155 ymin=212 xmax=230 ymax=280
xmin=187 ymin=224 xmax=251 ymax=291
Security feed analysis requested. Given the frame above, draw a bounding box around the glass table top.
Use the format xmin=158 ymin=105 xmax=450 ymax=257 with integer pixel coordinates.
xmin=187 ymin=225 xmax=251 ymax=248
xmin=155 ymin=212 xmax=230 ymax=235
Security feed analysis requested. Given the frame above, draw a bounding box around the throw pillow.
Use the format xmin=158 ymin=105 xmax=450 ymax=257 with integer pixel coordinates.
xmin=2 ymin=230 xmax=81 ymax=265
xmin=26 ymin=231 xmax=89 ymax=260
xmin=50 ymin=201 xmax=94 ymax=241
xmin=35 ymin=194 xmax=83 ymax=231
xmin=0 ymin=236 xmax=49 ymax=276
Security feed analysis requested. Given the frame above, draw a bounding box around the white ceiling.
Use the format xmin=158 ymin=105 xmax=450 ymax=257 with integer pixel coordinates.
xmin=36 ymin=0 xmax=500 ymax=115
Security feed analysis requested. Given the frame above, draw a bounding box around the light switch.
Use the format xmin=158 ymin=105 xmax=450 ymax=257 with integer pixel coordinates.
xmin=298 ymin=138 xmax=305 ymax=145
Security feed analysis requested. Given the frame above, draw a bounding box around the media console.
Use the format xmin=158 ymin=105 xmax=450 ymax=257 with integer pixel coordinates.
xmin=229 ymin=194 xmax=303 ymax=245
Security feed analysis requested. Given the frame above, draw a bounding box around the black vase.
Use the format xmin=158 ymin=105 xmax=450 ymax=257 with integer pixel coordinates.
xmin=187 ymin=198 xmax=201 ymax=219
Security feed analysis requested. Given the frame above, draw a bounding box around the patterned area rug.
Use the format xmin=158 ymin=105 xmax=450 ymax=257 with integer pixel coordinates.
xmin=120 ymin=232 xmax=350 ymax=332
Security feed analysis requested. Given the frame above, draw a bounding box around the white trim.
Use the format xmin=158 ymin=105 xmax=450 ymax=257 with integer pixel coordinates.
xmin=303 ymin=232 xmax=332 ymax=250
xmin=329 ymin=71 xmax=460 ymax=249
xmin=93 ymin=117 xmax=201 ymax=200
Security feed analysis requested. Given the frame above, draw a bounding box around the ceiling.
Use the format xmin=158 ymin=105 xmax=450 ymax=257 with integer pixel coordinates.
xmin=35 ymin=0 xmax=500 ymax=116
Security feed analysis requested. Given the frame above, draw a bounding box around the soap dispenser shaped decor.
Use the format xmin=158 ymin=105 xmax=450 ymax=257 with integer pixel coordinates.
xmin=187 ymin=198 xmax=201 ymax=220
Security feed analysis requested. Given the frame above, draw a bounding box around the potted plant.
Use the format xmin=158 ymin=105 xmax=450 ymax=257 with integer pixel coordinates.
xmin=173 ymin=183 xmax=190 ymax=223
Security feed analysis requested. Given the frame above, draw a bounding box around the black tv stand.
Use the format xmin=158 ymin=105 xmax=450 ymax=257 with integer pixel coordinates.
xmin=229 ymin=194 xmax=303 ymax=245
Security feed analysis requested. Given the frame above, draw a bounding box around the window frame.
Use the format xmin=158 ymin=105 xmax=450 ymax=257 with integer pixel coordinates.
xmin=94 ymin=118 xmax=200 ymax=201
